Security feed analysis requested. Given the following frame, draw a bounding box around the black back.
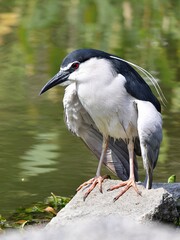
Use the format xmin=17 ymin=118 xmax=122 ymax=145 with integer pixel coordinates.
xmin=110 ymin=58 xmax=161 ymax=112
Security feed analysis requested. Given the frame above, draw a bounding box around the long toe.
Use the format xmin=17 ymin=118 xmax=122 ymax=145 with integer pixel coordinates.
xmin=77 ymin=175 xmax=110 ymax=201
xmin=107 ymin=178 xmax=141 ymax=201
xmin=76 ymin=177 xmax=95 ymax=191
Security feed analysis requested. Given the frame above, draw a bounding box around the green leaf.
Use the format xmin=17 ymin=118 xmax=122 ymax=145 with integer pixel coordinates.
xmin=168 ymin=175 xmax=176 ymax=183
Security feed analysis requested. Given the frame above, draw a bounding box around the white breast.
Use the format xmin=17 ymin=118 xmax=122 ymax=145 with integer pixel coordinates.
xmin=63 ymin=83 xmax=95 ymax=137
xmin=63 ymin=83 xmax=83 ymax=136
xmin=73 ymin=59 xmax=138 ymax=139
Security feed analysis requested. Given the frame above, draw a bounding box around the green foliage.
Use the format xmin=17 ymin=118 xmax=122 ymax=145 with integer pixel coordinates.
xmin=0 ymin=0 xmax=179 ymax=221
xmin=0 ymin=193 xmax=71 ymax=231
xmin=168 ymin=175 xmax=176 ymax=183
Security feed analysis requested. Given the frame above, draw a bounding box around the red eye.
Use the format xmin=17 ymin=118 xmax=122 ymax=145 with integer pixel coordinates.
xmin=71 ymin=62 xmax=79 ymax=70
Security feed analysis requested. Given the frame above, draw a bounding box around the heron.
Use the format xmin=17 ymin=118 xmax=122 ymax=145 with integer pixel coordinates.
xmin=40 ymin=49 xmax=163 ymax=201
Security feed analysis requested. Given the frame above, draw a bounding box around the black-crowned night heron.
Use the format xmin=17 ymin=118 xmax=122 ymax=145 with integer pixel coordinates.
xmin=40 ymin=49 xmax=163 ymax=201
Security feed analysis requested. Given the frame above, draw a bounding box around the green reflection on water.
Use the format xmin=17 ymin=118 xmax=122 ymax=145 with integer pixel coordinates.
xmin=0 ymin=0 xmax=179 ymax=216
xmin=20 ymin=133 xmax=59 ymax=177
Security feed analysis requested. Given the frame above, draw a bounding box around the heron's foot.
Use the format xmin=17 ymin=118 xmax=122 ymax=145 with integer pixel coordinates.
xmin=77 ymin=174 xmax=110 ymax=201
xmin=107 ymin=178 xmax=141 ymax=202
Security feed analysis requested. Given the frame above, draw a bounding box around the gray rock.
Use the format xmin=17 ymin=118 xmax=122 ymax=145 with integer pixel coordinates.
xmin=1 ymin=181 xmax=180 ymax=240
xmin=47 ymin=180 xmax=179 ymax=228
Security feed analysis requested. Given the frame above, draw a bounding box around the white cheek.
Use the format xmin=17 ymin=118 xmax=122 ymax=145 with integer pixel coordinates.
xmin=68 ymin=71 xmax=77 ymax=81
xmin=60 ymin=80 xmax=72 ymax=86
xmin=68 ymin=69 xmax=85 ymax=83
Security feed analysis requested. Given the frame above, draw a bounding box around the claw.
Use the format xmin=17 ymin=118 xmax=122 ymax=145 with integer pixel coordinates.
xmin=77 ymin=175 xmax=110 ymax=200
xmin=83 ymin=192 xmax=89 ymax=201
xmin=108 ymin=178 xmax=141 ymax=201
xmin=76 ymin=177 xmax=95 ymax=192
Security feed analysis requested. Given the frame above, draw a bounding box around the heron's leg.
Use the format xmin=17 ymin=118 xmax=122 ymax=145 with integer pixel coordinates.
xmin=108 ymin=139 xmax=141 ymax=201
xmin=96 ymin=137 xmax=109 ymax=177
xmin=77 ymin=137 xmax=110 ymax=200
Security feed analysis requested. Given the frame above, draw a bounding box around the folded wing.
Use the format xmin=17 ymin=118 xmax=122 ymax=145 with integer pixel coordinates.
xmin=135 ymin=100 xmax=162 ymax=188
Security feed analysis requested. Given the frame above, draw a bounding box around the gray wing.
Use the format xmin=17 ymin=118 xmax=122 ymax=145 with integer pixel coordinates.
xmin=63 ymin=83 xmax=138 ymax=181
xmin=135 ymin=100 xmax=162 ymax=188
xmin=80 ymin=127 xmax=138 ymax=181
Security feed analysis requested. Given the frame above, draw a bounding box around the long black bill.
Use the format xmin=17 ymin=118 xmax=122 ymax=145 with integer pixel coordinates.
xmin=39 ymin=70 xmax=70 ymax=95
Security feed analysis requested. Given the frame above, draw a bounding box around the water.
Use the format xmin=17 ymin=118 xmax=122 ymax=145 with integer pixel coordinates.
xmin=0 ymin=0 xmax=179 ymax=216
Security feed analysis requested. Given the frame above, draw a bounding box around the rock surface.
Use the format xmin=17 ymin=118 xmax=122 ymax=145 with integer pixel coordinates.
xmin=1 ymin=181 xmax=180 ymax=240
xmin=47 ymin=180 xmax=179 ymax=228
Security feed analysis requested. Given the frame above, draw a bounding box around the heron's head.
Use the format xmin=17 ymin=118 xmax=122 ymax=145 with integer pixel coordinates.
xmin=39 ymin=49 xmax=113 ymax=95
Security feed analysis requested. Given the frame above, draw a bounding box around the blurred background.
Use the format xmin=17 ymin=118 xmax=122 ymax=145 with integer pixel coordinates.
xmin=0 ymin=0 xmax=179 ymax=216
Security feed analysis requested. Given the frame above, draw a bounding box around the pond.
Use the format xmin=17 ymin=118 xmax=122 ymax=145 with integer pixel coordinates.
xmin=0 ymin=0 xmax=179 ymax=216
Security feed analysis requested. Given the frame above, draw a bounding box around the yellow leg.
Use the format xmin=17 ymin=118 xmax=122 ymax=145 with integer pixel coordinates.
xmin=77 ymin=137 xmax=109 ymax=200
xmin=108 ymin=139 xmax=141 ymax=201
